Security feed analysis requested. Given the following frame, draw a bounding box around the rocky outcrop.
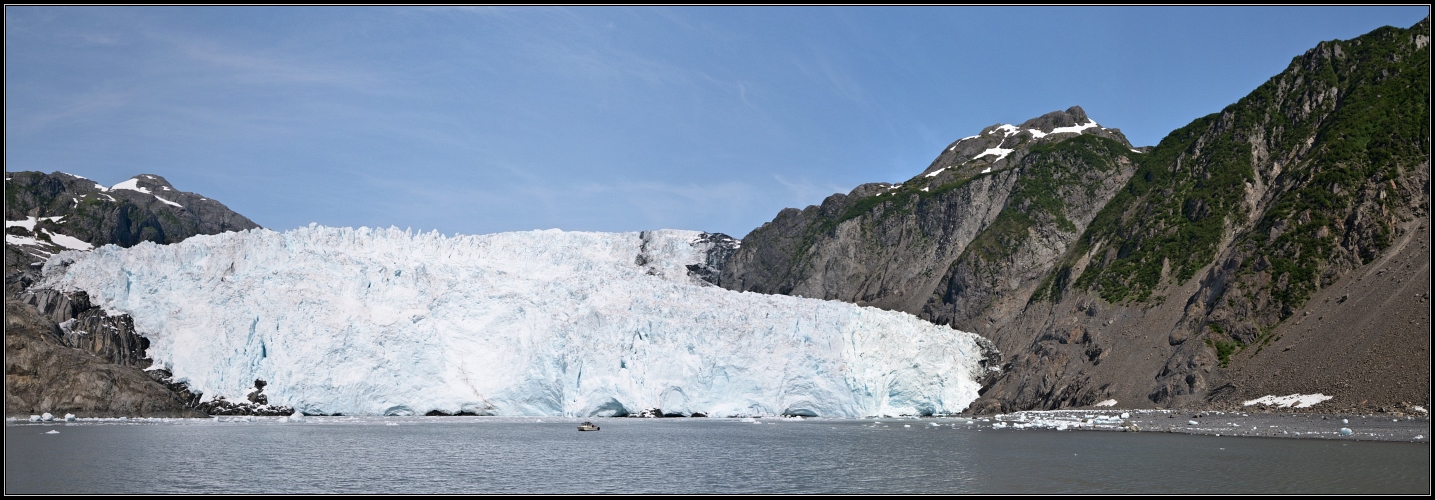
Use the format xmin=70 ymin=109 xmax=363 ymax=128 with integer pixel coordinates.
xmin=195 ymin=380 xmax=295 ymax=416
xmin=685 ymin=232 xmax=740 ymax=285
xmin=4 ymin=298 xmax=204 ymax=417
xmin=22 ymin=289 xmax=151 ymax=368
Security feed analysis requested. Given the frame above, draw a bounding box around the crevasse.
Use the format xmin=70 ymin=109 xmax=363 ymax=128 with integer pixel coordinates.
xmin=38 ymin=226 xmax=993 ymax=417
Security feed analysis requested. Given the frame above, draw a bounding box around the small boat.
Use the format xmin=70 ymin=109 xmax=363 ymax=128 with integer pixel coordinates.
xmin=577 ymin=421 xmax=600 ymax=431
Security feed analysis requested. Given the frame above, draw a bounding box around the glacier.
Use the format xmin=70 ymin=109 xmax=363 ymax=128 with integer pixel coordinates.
xmin=36 ymin=226 xmax=995 ymax=417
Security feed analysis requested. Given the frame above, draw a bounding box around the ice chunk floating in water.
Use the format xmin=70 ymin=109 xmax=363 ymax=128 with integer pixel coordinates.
xmin=38 ymin=227 xmax=994 ymax=417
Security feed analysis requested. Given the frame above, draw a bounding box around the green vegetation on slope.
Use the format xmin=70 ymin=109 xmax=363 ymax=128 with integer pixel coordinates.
xmin=1245 ymin=23 xmax=1429 ymax=310
xmin=965 ymin=135 xmax=1132 ymax=263
xmin=1063 ymin=20 xmax=1428 ymax=309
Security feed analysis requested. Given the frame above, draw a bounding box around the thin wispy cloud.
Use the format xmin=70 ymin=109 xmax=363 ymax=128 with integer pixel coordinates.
xmin=9 ymin=88 xmax=129 ymax=135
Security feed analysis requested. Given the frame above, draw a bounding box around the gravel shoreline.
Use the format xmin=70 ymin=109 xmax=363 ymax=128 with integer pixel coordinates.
xmin=981 ymin=408 xmax=1430 ymax=442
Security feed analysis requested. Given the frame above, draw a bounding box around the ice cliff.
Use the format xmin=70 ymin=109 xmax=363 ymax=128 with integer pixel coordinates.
xmin=36 ymin=226 xmax=994 ymax=417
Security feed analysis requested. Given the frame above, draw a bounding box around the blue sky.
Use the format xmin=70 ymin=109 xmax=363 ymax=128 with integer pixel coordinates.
xmin=6 ymin=6 xmax=1428 ymax=237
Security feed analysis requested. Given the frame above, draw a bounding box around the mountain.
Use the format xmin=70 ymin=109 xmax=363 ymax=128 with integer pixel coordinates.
xmin=5 ymin=172 xmax=259 ymax=290
xmin=719 ymin=18 xmax=1429 ymax=413
xmin=5 ymin=171 xmax=260 ymax=417
xmin=36 ymin=227 xmax=996 ymax=417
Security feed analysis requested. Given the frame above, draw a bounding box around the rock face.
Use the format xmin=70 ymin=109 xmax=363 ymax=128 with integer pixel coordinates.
xmin=683 ymin=232 xmax=741 ymax=285
xmin=5 ymin=171 xmax=261 ymax=417
xmin=721 ymin=19 xmax=1430 ymax=413
xmin=5 ymin=298 xmax=204 ymax=417
xmin=23 ymin=289 xmax=151 ymax=368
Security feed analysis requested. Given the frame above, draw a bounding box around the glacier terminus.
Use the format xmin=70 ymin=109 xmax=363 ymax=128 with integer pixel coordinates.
xmin=36 ymin=226 xmax=997 ymax=418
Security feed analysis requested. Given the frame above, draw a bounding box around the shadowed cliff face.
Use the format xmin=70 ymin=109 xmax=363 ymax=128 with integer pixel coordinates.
xmin=721 ymin=19 xmax=1430 ymax=414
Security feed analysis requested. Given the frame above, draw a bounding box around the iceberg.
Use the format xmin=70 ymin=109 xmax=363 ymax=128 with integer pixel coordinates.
xmin=37 ymin=226 xmax=994 ymax=417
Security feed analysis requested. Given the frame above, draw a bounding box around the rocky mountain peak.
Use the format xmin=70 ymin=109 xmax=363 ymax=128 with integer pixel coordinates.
xmin=118 ymin=174 xmax=177 ymax=193
xmin=1018 ymin=106 xmax=1088 ymax=131
xmin=913 ymin=106 xmax=1134 ymax=185
xmin=5 ymin=171 xmax=261 ymax=288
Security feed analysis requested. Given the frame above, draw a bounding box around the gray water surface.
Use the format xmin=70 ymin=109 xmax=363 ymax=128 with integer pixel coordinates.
xmin=5 ymin=417 xmax=1429 ymax=494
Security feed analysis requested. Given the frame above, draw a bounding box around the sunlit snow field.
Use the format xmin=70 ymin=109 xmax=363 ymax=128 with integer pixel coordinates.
xmin=5 ymin=416 xmax=1429 ymax=494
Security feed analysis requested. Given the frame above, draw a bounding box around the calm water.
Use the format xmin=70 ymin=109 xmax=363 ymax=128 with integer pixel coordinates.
xmin=5 ymin=417 xmax=1429 ymax=494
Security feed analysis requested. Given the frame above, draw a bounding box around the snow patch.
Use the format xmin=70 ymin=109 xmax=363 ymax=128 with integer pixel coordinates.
xmin=974 ymin=148 xmax=1014 ymax=161
xmin=1048 ymin=120 xmax=1100 ymax=135
xmin=110 ymin=178 xmax=151 ymax=194
xmin=995 ymin=124 xmax=1019 ymax=136
xmin=1094 ymin=399 xmax=1117 ymax=407
xmin=924 ymin=167 xmax=947 ymax=178
xmin=980 ymin=167 xmax=992 ymax=174
xmin=1243 ymin=394 xmax=1333 ymax=408
xmin=6 ymin=216 xmax=64 ymax=231
xmin=47 ymin=233 xmax=94 ymax=251
xmin=7 ymin=217 xmax=92 ymax=251
xmin=154 ymin=195 xmax=183 ymax=208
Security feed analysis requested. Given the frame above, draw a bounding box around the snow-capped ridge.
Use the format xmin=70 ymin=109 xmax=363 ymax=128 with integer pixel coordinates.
xmin=110 ymin=177 xmax=151 ymax=194
xmin=923 ymin=107 xmax=1132 ymax=181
